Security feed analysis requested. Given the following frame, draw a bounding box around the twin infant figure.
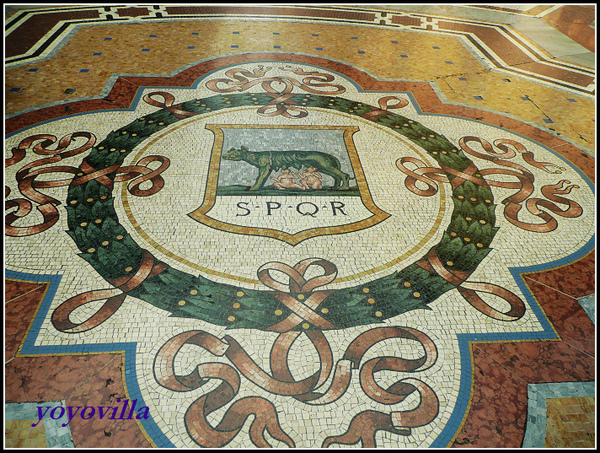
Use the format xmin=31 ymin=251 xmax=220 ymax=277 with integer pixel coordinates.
xmin=271 ymin=167 xmax=323 ymax=190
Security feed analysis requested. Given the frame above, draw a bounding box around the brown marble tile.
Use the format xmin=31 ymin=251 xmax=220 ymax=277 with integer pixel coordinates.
xmin=451 ymin=344 xmax=528 ymax=448
xmin=514 ymin=61 xmax=594 ymax=87
xmin=5 ymin=281 xmax=48 ymax=361
xmin=4 ymin=279 xmax=46 ymax=304
xmin=437 ymin=21 xmax=532 ymax=67
xmin=115 ymin=6 xmax=150 ymax=18
xmin=542 ymin=5 xmax=596 ymax=52
xmin=526 ymin=280 xmax=595 ymax=357
xmin=66 ymin=357 xmax=152 ymax=448
xmin=6 ymin=9 xmax=101 ymax=59
xmin=6 ymin=354 xmax=117 ymax=403
xmin=472 ymin=275 xmax=595 ymax=382
xmin=391 ymin=15 xmax=422 ymax=27
xmin=477 ymin=339 xmax=594 ymax=384
xmin=163 ymin=5 xmax=377 ymax=22
xmin=524 ymin=251 xmax=595 ymax=300
xmin=102 ymin=77 xmax=141 ymax=106
xmin=454 ymin=273 xmax=595 ymax=447
xmin=550 ymin=145 xmax=596 ymax=184
xmin=6 ymin=99 xmax=124 ymax=135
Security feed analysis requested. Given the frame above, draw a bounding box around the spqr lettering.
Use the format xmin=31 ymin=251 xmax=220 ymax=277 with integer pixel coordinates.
xmin=236 ymin=200 xmax=348 ymax=217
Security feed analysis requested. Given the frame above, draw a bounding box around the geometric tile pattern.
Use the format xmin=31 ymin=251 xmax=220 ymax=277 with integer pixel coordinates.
xmin=545 ymin=396 xmax=595 ymax=448
xmin=5 ymin=402 xmax=75 ymax=448
xmin=522 ymin=381 xmax=595 ymax=448
xmin=5 ymin=420 xmax=48 ymax=449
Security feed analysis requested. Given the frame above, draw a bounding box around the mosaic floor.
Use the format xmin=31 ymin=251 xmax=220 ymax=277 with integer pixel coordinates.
xmin=4 ymin=4 xmax=596 ymax=449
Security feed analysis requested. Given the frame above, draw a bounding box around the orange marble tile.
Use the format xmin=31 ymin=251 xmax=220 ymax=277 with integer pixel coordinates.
xmin=545 ymin=397 xmax=595 ymax=448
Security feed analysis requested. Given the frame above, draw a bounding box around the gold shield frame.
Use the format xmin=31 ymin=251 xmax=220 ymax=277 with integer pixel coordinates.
xmin=189 ymin=124 xmax=390 ymax=246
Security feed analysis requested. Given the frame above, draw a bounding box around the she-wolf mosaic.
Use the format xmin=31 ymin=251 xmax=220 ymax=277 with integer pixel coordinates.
xmin=5 ymin=62 xmax=594 ymax=448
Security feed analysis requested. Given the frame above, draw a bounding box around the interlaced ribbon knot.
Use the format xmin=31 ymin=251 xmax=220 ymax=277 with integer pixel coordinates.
xmin=143 ymin=91 xmax=196 ymax=119
xmin=52 ymin=250 xmax=168 ymax=333
xmin=361 ymin=96 xmax=408 ymax=121
xmin=257 ymin=258 xmax=338 ymax=332
xmin=417 ymin=247 xmax=525 ymax=321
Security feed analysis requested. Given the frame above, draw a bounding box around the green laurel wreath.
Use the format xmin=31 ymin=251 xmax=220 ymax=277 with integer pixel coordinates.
xmin=65 ymin=92 xmax=497 ymax=330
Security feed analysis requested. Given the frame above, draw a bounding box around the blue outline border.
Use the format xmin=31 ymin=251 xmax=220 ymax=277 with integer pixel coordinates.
xmin=6 ymin=60 xmax=596 ymax=448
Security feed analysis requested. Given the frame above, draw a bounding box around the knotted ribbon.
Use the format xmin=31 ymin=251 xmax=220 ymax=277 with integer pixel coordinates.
xmin=205 ymin=66 xmax=346 ymax=118
xmin=142 ymin=91 xmax=196 ymax=119
xmin=5 ymin=132 xmax=170 ymax=237
xmin=361 ymin=95 xmax=409 ymax=121
xmin=417 ymin=247 xmax=525 ymax=321
xmin=396 ymin=136 xmax=583 ymax=233
xmin=257 ymin=258 xmax=339 ymax=332
xmin=5 ymin=132 xmax=95 ymax=236
xmin=154 ymin=323 xmax=439 ymax=448
xmin=52 ymin=250 xmax=168 ymax=333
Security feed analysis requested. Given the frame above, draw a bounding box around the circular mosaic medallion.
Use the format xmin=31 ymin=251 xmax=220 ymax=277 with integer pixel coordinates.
xmin=65 ymin=89 xmax=500 ymax=331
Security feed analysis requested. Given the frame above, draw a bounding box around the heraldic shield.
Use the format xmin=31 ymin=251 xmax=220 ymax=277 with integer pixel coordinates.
xmin=189 ymin=124 xmax=390 ymax=245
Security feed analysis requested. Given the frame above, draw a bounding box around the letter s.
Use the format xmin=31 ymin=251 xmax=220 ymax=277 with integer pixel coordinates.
xmin=236 ymin=202 xmax=251 ymax=217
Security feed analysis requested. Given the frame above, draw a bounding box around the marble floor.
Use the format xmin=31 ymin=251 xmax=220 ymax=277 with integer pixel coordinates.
xmin=4 ymin=4 xmax=596 ymax=449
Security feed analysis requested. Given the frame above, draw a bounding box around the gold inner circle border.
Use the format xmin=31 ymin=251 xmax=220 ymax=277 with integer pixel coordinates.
xmin=122 ymin=107 xmax=447 ymax=285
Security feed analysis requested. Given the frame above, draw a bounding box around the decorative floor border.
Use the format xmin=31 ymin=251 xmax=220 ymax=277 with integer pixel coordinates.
xmin=5 ymin=5 xmax=594 ymax=98
xmin=7 ymin=270 xmax=172 ymax=447
xmin=6 ymin=52 xmax=594 ymax=186
xmin=432 ymin=234 xmax=595 ymax=447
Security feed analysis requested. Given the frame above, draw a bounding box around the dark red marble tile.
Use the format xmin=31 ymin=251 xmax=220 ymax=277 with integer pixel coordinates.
xmin=524 ymin=251 xmax=595 ymax=299
xmin=115 ymin=6 xmax=151 ymax=18
xmin=471 ymin=277 xmax=595 ymax=385
xmin=438 ymin=21 xmax=533 ymax=67
xmin=5 ymin=275 xmax=150 ymax=445
xmin=102 ymin=77 xmax=141 ymax=107
xmin=7 ymin=100 xmax=125 ymax=135
xmin=4 ymin=279 xmax=46 ymax=304
xmin=164 ymin=5 xmax=376 ymax=22
xmin=391 ymin=15 xmax=422 ymax=26
xmin=66 ymin=357 xmax=152 ymax=448
xmin=550 ymin=145 xmax=596 ymax=184
xmin=515 ymin=61 xmax=594 ymax=87
xmin=455 ymin=271 xmax=595 ymax=447
xmin=5 ymin=281 xmax=48 ymax=360
xmin=6 ymin=354 xmax=117 ymax=403
xmin=452 ymin=344 xmax=527 ymax=448
xmin=527 ymin=279 xmax=595 ymax=357
xmin=478 ymin=339 xmax=594 ymax=384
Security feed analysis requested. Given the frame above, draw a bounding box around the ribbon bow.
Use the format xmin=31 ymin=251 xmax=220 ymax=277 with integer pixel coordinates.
xmin=257 ymin=258 xmax=338 ymax=332
xmin=361 ymin=96 xmax=408 ymax=121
